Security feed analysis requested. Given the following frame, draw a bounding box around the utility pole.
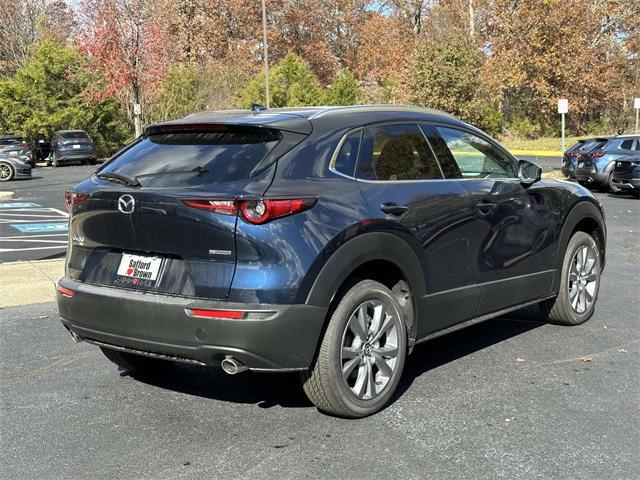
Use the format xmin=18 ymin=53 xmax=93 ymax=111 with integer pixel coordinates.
xmin=469 ymin=0 xmax=475 ymax=38
xmin=261 ymin=0 xmax=270 ymax=108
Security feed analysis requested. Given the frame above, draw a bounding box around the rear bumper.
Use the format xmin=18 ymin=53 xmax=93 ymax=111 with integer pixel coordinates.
xmin=57 ymin=278 xmax=327 ymax=371
xmin=55 ymin=152 xmax=96 ymax=162
xmin=561 ymin=160 xmax=576 ymax=178
xmin=575 ymin=169 xmax=608 ymax=187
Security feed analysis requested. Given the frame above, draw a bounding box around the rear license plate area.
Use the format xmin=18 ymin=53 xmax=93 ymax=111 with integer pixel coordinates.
xmin=116 ymin=253 xmax=163 ymax=288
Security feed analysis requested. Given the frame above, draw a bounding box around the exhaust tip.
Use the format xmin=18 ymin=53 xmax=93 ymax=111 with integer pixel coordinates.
xmin=221 ymin=356 xmax=248 ymax=375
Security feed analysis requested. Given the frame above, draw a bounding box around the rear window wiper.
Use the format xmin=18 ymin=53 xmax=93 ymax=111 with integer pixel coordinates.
xmin=96 ymin=172 xmax=141 ymax=187
xmin=135 ymin=166 xmax=209 ymax=180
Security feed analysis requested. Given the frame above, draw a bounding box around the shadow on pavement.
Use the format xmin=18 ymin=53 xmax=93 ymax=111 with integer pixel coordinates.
xmin=132 ymin=313 xmax=545 ymax=412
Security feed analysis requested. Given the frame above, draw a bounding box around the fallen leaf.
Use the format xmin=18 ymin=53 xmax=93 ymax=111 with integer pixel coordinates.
xmin=515 ymin=357 xmax=525 ymax=363
xmin=617 ymin=348 xmax=627 ymax=353
xmin=579 ymin=355 xmax=592 ymax=362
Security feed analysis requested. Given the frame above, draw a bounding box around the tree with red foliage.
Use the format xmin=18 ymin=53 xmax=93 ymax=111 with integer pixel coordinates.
xmin=77 ymin=0 xmax=173 ymax=136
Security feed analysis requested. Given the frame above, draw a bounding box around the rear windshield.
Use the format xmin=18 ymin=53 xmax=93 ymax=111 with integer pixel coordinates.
xmin=585 ymin=140 xmax=607 ymax=152
xmin=60 ymin=132 xmax=91 ymax=140
xmin=99 ymin=129 xmax=281 ymax=186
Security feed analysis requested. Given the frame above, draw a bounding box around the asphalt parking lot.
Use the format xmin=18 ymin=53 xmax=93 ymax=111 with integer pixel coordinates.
xmin=0 ymin=183 xmax=638 ymax=479
xmin=0 ymin=164 xmax=97 ymax=262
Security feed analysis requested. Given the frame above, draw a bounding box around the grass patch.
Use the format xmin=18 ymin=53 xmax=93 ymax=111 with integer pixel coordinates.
xmin=499 ymin=136 xmax=582 ymax=153
xmin=541 ymin=170 xmax=571 ymax=180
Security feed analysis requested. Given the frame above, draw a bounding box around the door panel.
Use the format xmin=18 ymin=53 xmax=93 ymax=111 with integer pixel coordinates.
xmin=426 ymin=125 xmax=558 ymax=315
xmin=355 ymin=123 xmax=479 ymax=335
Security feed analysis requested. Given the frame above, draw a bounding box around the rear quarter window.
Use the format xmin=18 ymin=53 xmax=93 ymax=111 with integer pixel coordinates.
xmin=99 ymin=128 xmax=281 ymax=186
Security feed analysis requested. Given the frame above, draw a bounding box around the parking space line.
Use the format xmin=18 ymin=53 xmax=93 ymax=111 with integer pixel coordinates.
xmin=0 ymin=246 xmax=69 ymax=252
xmin=0 ymin=238 xmax=67 ymax=244
xmin=0 ymin=233 xmax=68 ymax=239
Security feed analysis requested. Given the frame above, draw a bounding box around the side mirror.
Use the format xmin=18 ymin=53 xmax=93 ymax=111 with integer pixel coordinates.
xmin=518 ymin=159 xmax=542 ymax=186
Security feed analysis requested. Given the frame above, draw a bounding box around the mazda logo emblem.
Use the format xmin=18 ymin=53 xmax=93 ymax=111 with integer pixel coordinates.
xmin=117 ymin=194 xmax=135 ymax=214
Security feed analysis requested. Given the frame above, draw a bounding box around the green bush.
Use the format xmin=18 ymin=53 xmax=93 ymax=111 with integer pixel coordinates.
xmin=0 ymin=36 xmax=129 ymax=157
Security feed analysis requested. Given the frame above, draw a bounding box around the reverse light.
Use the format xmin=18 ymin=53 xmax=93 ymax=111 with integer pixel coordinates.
xmin=64 ymin=191 xmax=89 ymax=210
xmin=181 ymin=197 xmax=316 ymax=224
xmin=57 ymin=285 xmax=75 ymax=297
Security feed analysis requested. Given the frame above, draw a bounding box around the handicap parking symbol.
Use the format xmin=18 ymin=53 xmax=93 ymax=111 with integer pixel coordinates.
xmin=11 ymin=222 xmax=68 ymax=233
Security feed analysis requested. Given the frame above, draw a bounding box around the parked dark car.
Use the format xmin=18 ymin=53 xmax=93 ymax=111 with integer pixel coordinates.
xmin=561 ymin=138 xmax=596 ymax=178
xmin=57 ymin=106 xmax=606 ymax=417
xmin=0 ymin=134 xmax=27 ymax=147
xmin=48 ymin=130 xmax=97 ymax=167
xmin=0 ymin=143 xmax=35 ymax=166
xmin=0 ymin=154 xmax=32 ymax=181
xmin=611 ymin=156 xmax=640 ymax=197
xmin=575 ymin=135 xmax=640 ymax=191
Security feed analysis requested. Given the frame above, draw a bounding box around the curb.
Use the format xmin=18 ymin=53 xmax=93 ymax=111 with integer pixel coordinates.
xmin=0 ymin=191 xmax=14 ymax=200
xmin=510 ymin=150 xmax=563 ymax=157
xmin=0 ymin=259 xmax=65 ymax=309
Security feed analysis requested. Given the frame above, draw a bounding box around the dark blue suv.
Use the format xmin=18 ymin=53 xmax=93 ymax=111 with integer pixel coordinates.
xmin=57 ymin=106 xmax=606 ymax=417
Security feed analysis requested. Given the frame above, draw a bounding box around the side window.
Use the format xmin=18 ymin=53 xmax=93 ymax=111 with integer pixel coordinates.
xmin=635 ymin=140 xmax=640 ymax=151
xmin=435 ymin=127 xmax=517 ymax=179
xmin=620 ymin=139 xmax=633 ymax=150
xmin=356 ymin=124 xmax=442 ymax=181
xmin=333 ymin=131 xmax=361 ymax=177
xmin=420 ymin=124 xmax=462 ymax=179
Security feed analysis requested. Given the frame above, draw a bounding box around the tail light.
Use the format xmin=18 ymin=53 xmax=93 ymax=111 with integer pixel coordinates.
xmin=57 ymin=284 xmax=75 ymax=297
xmin=181 ymin=197 xmax=316 ymax=224
xmin=589 ymin=152 xmax=604 ymax=158
xmin=64 ymin=190 xmax=89 ymax=210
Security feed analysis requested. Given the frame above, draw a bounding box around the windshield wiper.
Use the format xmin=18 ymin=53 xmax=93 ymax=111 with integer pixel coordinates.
xmin=135 ymin=166 xmax=209 ymax=179
xmin=96 ymin=172 xmax=140 ymax=187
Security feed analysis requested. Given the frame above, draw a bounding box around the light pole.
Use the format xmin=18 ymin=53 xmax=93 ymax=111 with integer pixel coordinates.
xmin=261 ymin=0 xmax=270 ymax=108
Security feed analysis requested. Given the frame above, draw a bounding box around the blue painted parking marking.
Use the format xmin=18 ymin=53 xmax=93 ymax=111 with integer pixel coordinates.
xmin=0 ymin=202 xmax=42 ymax=209
xmin=10 ymin=222 xmax=68 ymax=233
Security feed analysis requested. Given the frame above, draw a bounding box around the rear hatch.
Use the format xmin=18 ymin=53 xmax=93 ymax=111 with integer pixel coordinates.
xmin=58 ymin=131 xmax=94 ymax=156
xmin=577 ymin=138 xmax=608 ymax=170
xmin=66 ymin=123 xmax=304 ymax=299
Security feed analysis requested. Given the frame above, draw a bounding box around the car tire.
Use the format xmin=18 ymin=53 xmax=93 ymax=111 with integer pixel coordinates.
xmin=578 ymin=180 xmax=589 ymax=188
xmin=605 ymin=172 xmax=616 ymax=193
xmin=302 ymin=279 xmax=407 ymax=418
xmin=100 ymin=346 xmax=169 ymax=374
xmin=0 ymin=161 xmax=15 ymax=181
xmin=539 ymin=231 xmax=601 ymax=326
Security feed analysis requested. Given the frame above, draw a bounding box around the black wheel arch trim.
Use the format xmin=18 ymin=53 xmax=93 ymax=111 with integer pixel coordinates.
xmin=304 ymin=231 xmax=427 ymax=346
xmin=552 ymin=199 xmax=606 ymax=294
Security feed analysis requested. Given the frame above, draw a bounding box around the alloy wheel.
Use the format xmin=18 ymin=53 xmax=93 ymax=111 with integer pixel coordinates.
xmin=340 ymin=299 xmax=400 ymax=400
xmin=568 ymin=244 xmax=598 ymax=314
xmin=0 ymin=164 xmax=12 ymax=180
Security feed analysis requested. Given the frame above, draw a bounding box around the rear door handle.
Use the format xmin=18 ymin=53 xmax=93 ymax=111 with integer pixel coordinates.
xmin=476 ymin=201 xmax=497 ymax=215
xmin=380 ymin=202 xmax=409 ymax=216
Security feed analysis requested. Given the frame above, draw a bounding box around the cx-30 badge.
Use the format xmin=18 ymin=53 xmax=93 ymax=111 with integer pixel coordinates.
xmin=117 ymin=194 xmax=135 ymax=214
